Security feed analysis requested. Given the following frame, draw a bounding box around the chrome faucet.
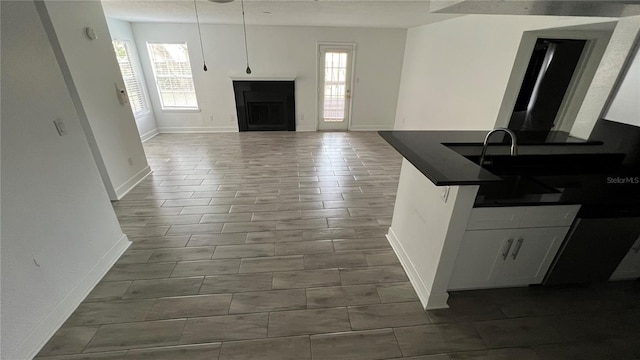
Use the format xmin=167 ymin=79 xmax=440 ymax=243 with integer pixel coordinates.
xmin=478 ymin=128 xmax=518 ymax=166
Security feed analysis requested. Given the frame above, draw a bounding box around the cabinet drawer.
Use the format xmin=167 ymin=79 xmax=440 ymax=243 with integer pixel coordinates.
xmin=467 ymin=205 xmax=580 ymax=230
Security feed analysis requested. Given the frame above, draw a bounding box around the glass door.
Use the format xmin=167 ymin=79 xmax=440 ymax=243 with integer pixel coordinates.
xmin=318 ymin=44 xmax=355 ymax=130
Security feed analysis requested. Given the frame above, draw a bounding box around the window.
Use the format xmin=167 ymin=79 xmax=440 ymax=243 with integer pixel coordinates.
xmin=146 ymin=43 xmax=198 ymax=110
xmin=323 ymin=52 xmax=348 ymax=122
xmin=112 ymin=40 xmax=148 ymax=115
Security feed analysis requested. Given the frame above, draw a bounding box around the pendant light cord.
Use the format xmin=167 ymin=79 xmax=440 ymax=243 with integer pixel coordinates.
xmin=193 ymin=0 xmax=208 ymax=71
xmin=241 ymin=0 xmax=251 ymax=74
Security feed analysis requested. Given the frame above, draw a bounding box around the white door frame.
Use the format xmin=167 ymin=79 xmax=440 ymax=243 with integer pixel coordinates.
xmin=316 ymin=42 xmax=356 ymax=131
xmin=494 ymin=27 xmax=614 ymax=132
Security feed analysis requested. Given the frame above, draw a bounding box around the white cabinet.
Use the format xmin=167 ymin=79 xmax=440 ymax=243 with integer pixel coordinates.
xmin=449 ymin=205 xmax=579 ymax=290
xmin=449 ymin=229 xmax=511 ymax=289
xmin=496 ymin=227 xmax=568 ymax=287
xmin=611 ymin=236 xmax=640 ymax=280
xmin=449 ymin=227 xmax=569 ymax=290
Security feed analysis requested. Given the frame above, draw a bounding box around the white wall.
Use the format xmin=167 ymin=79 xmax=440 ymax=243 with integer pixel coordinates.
xmin=41 ymin=0 xmax=150 ymax=199
xmin=107 ymin=18 xmax=160 ymax=141
xmin=387 ymin=160 xmax=478 ymax=309
xmin=606 ymin=43 xmax=640 ymax=126
xmin=1 ymin=2 xmax=130 ymax=359
xmin=571 ymin=15 xmax=640 ymax=138
xmin=603 ymin=23 xmax=640 ymax=127
xmin=131 ymin=23 xmax=407 ymax=132
xmin=394 ymin=15 xmax=617 ymax=131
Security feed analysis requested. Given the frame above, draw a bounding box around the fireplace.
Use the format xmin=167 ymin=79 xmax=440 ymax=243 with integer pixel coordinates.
xmin=232 ymin=80 xmax=295 ymax=131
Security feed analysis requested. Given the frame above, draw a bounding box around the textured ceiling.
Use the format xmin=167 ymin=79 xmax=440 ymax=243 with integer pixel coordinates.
xmin=101 ymin=0 xmax=462 ymax=29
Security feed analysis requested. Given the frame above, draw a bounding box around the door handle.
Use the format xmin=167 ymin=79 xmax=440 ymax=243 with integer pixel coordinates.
xmin=512 ymin=238 xmax=524 ymax=260
xmin=502 ymin=239 xmax=514 ymax=260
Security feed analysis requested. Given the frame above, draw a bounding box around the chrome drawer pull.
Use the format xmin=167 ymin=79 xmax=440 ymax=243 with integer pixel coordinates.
xmin=502 ymin=239 xmax=514 ymax=260
xmin=512 ymin=238 xmax=524 ymax=260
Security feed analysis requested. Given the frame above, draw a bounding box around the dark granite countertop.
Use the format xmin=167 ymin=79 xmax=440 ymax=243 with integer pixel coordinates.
xmin=378 ymin=130 xmax=605 ymax=186
xmin=378 ymin=130 xmax=640 ymax=209
xmin=379 ymin=131 xmax=501 ymax=185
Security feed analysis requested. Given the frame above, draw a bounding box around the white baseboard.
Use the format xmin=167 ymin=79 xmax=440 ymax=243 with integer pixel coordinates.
xmin=159 ymin=126 xmax=324 ymax=132
xmin=349 ymin=125 xmax=394 ymax=131
xmin=425 ymin=292 xmax=450 ymax=309
xmin=14 ymin=234 xmax=131 ymax=360
xmin=155 ymin=126 xmax=392 ymax=132
xmin=387 ymin=227 xmax=449 ymax=310
xmin=158 ymin=126 xmax=238 ymax=133
xmin=140 ymin=128 xmax=159 ymax=142
xmin=115 ymin=165 xmax=152 ymax=200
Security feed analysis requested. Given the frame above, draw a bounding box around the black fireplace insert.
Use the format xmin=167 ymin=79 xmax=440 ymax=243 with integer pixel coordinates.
xmin=232 ymin=80 xmax=295 ymax=131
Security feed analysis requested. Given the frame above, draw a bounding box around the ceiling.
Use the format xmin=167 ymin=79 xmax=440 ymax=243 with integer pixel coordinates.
xmin=434 ymin=0 xmax=640 ymax=18
xmin=101 ymin=0 xmax=462 ymax=29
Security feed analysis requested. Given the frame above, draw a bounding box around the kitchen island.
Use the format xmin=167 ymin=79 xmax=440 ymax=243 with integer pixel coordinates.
xmin=379 ymin=129 xmax=637 ymax=309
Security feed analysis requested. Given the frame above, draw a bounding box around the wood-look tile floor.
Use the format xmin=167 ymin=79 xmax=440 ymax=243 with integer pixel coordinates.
xmin=37 ymin=132 xmax=640 ymax=360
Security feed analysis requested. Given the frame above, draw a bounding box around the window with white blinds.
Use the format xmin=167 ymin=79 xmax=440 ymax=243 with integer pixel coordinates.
xmin=146 ymin=43 xmax=199 ymax=110
xmin=112 ymin=40 xmax=148 ymax=115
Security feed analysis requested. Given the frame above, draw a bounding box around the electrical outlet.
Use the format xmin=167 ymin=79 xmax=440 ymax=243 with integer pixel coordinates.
xmin=440 ymin=186 xmax=450 ymax=203
xmin=301 ymin=113 xmax=305 ymax=121
xmin=128 ymin=157 xmax=134 ymax=166
xmin=230 ymin=114 xmax=235 ymax=122
xmin=53 ymin=119 xmax=66 ymax=136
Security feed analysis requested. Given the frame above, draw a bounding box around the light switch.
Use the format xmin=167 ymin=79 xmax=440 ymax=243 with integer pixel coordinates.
xmin=53 ymin=119 xmax=66 ymax=136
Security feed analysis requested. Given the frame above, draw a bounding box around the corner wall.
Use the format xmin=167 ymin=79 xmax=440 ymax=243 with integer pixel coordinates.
xmin=131 ymin=23 xmax=407 ymax=132
xmin=1 ymin=2 xmax=129 ymax=358
xmin=605 ymin=35 xmax=640 ymax=127
xmin=41 ymin=0 xmax=151 ymax=199
xmin=394 ymin=15 xmax=617 ymax=131
xmin=387 ymin=160 xmax=478 ymax=309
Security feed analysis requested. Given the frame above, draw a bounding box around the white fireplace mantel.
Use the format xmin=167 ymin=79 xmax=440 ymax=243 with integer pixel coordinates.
xmin=229 ymin=75 xmax=297 ymax=81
